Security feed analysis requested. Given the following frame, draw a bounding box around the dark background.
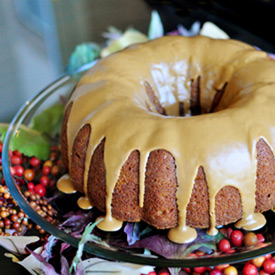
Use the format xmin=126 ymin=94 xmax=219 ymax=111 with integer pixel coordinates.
xmin=146 ymin=0 xmax=275 ymax=52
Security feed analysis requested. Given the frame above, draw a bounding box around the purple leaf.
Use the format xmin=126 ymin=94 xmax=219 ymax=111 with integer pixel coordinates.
xmin=124 ymin=222 xmax=153 ymax=245
xmin=59 ymin=211 xmax=94 ymax=235
xmin=60 ymin=255 xmax=70 ymax=275
xmin=60 ymin=242 xmax=70 ymax=253
xmin=28 ymin=249 xmax=59 ymax=275
xmin=75 ymin=264 xmax=84 ymax=275
xmin=41 ymin=235 xmax=57 ymax=261
xmin=129 ymin=229 xmax=223 ymax=259
xmin=124 ymin=223 xmax=141 ymax=245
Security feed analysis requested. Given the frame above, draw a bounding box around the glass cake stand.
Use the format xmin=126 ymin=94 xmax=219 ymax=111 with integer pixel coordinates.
xmin=3 ymin=62 xmax=275 ymax=268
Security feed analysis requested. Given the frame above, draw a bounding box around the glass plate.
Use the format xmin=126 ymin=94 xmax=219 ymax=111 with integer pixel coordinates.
xmin=3 ymin=63 xmax=275 ymax=268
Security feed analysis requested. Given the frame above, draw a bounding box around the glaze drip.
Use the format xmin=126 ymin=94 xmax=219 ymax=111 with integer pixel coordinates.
xmin=64 ymin=36 xmax=275 ymax=242
xmin=57 ymin=174 xmax=76 ymax=194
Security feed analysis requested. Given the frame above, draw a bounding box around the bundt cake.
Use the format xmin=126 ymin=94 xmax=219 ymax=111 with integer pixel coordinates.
xmin=60 ymin=35 xmax=275 ymax=243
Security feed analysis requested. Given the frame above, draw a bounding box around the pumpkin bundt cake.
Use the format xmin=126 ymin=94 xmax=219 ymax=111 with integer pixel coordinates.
xmin=60 ymin=36 xmax=275 ymax=243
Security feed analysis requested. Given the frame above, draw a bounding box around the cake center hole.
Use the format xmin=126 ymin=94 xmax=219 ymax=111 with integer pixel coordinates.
xmin=144 ymin=79 xmax=228 ymax=117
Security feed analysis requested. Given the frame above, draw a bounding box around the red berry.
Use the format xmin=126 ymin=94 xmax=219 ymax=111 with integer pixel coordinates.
xmin=215 ymin=264 xmax=230 ymax=271
xmin=230 ymin=230 xmax=243 ymax=247
xmin=11 ymin=155 xmax=22 ymax=165
xmin=187 ymin=253 xmax=197 ymax=258
xmin=48 ymin=179 xmax=55 ymax=188
xmin=194 ymin=266 xmax=207 ymax=273
xmin=27 ymin=182 xmax=35 ymax=190
xmin=218 ymin=239 xmax=231 ymax=252
xmin=29 ymin=156 xmax=41 ymax=167
xmin=14 ymin=165 xmax=24 ymax=177
xmin=264 ymin=254 xmax=272 ymax=259
xmin=39 ymin=175 xmax=49 ymax=187
xmin=195 ymin=250 xmax=205 ymax=256
xmin=209 ymin=269 xmax=222 ymax=275
xmin=42 ymin=165 xmax=51 ymax=175
xmin=259 ymin=270 xmax=270 ymax=275
xmin=225 ymin=248 xmax=236 ymax=254
xmin=4 ymin=219 xmax=11 ymax=226
xmin=0 ymin=143 xmax=2 ymax=153
xmin=10 ymin=215 xmax=18 ymax=222
xmin=12 ymin=222 xmax=20 ymax=230
xmin=34 ymin=184 xmax=46 ymax=197
xmin=13 ymin=150 xmax=22 ymax=157
xmin=24 ymin=169 xmax=35 ymax=181
xmin=182 ymin=267 xmax=191 ymax=273
xmin=251 ymin=256 xmax=266 ymax=268
xmin=243 ymin=264 xmax=258 ymax=275
xmin=257 ymin=233 xmax=265 ymax=243
xmin=244 ymin=232 xmax=258 ymax=247
xmin=263 ymin=258 xmax=275 ymax=273
xmin=227 ymin=227 xmax=233 ymax=238
xmin=158 ymin=271 xmax=170 ymax=275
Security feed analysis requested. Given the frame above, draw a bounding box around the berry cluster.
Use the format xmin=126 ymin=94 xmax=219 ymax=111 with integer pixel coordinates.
xmin=141 ymin=229 xmax=274 ymax=275
xmin=0 ymin=184 xmax=30 ymax=236
xmin=0 ymin=142 xmax=61 ymax=237
xmin=23 ymin=191 xmax=57 ymax=233
xmin=9 ymin=146 xmax=63 ymax=198
xmin=216 ymin=229 xmax=275 ymax=275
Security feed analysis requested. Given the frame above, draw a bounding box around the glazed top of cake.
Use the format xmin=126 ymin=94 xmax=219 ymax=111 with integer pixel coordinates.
xmin=65 ymin=35 xmax=275 ymax=243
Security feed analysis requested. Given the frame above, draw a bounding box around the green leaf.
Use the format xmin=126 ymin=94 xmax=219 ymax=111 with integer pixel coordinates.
xmin=200 ymin=230 xmax=225 ymax=243
xmin=70 ymin=218 xmax=104 ymax=274
xmin=31 ymin=104 xmax=64 ymax=138
xmin=148 ymin=10 xmax=164 ymax=40
xmin=0 ymin=123 xmax=50 ymax=160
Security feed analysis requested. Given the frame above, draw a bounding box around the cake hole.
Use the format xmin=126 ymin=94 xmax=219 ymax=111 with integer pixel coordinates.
xmin=190 ymin=77 xmax=201 ymax=116
xmin=210 ymin=82 xmax=228 ymax=113
xmin=143 ymin=77 xmax=227 ymax=118
xmin=179 ymin=102 xmax=185 ymax=117
xmin=144 ymin=81 xmax=167 ymax=116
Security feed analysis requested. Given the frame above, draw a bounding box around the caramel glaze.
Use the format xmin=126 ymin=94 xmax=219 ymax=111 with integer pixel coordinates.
xmin=63 ymin=36 xmax=275 ymax=243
